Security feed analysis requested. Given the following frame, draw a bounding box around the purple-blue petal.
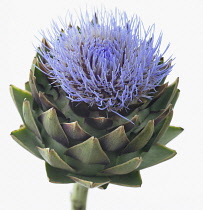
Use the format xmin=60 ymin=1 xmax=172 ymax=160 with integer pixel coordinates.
xmin=37 ymin=9 xmax=173 ymax=112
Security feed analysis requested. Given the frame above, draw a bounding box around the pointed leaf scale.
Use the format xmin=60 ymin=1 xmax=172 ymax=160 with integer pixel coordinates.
xmin=38 ymin=108 xmax=69 ymax=147
xmin=10 ymin=85 xmax=33 ymax=123
xmin=64 ymin=155 xmax=105 ymax=176
xmin=110 ymin=171 xmax=142 ymax=187
xmin=55 ymin=99 xmax=107 ymax=138
xmin=158 ymin=126 xmax=183 ymax=145
xmin=143 ymin=110 xmax=173 ymax=151
xmin=61 ymin=121 xmax=91 ymax=141
xmin=154 ymin=110 xmax=173 ymax=144
xmin=22 ymin=99 xmax=42 ymax=141
xmin=39 ymin=91 xmax=65 ymax=117
xmin=99 ymin=126 xmax=130 ymax=152
xmin=152 ymin=83 xmax=169 ymax=100
xmin=41 ymin=130 xmax=68 ymax=158
xmin=123 ymin=115 xmax=139 ymax=132
xmin=31 ymin=57 xmax=38 ymax=72
xmin=85 ymin=117 xmax=113 ymax=130
xmin=123 ymin=120 xmax=154 ymax=153
xmin=137 ymin=144 xmax=176 ymax=170
xmin=102 ymin=157 xmax=142 ymax=175
xmin=154 ymin=104 xmax=172 ymax=125
xmin=32 ymin=57 xmax=50 ymax=88
xmin=29 ymin=70 xmax=42 ymax=108
xmin=138 ymin=83 xmax=169 ymax=110
xmin=37 ymin=147 xmax=75 ymax=172
xmin=65 ymin=137 xmax=110 ymax=165
xmin=132 ymin=104 xmax=169 ymax=136
xmin=151 ymin=78 xmax=179 ymax=111
xmin=67 ymin=174 xmax=110 ymax=188
xmin=10 ymin=126 xmax=43 ymax=159
xmin=128 ymin=108 xmax=154 ymax=135
xmin=54 ymin=90 xmax=70 ymax=113
xmin=147 ymin=83 xmax=169 ymax=107
xmin=25 ymin=81 xmax=31 ymax=92
xmin=171 ymin=89 xmax=180 ymax=108
xmin=45 ymin=162 xmax=74 ymax=184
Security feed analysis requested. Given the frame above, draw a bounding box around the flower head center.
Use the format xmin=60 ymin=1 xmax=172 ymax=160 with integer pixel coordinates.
xmin=38 ymin=10 xmax=173 ymax=112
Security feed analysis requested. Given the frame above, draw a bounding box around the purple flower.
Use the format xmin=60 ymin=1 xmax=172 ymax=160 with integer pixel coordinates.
xmin=38 ymin=9 xmax=173 ymax=113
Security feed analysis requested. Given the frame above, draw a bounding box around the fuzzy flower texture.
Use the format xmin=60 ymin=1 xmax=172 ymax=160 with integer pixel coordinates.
xmin=39 ymin=10 xmax=172 ymax=113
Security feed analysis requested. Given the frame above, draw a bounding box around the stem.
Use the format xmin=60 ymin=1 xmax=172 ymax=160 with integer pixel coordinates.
xmin=71 ymin=183 xmax=88 ymax=210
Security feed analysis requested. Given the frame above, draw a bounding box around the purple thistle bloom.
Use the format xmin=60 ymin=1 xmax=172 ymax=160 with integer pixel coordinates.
xmin=38 ymin=9 xmax=173 ymax=113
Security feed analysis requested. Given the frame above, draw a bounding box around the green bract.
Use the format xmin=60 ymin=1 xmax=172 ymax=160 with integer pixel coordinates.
xmin=10 ymin=53 xmax=183 ymax=189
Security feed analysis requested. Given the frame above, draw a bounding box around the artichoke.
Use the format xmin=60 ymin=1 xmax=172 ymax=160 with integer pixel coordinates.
xmin=10 ymin=10 xmax=183 ymax=189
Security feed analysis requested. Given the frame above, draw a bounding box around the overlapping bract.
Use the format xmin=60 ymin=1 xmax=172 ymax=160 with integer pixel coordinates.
xmin=10 ymin=56 xmax=182 ymax=189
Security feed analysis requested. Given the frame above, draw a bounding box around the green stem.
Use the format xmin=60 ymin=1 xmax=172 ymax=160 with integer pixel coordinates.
xmin=71 ymin=183 xmax=88 ymax=210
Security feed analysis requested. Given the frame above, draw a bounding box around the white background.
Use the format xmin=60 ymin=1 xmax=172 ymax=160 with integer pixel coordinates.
xmin=1 ymin=0 xmax=203 ymax=209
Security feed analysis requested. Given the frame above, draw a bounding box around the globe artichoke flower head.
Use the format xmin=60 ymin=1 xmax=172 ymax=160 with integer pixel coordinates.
xmin=10 ymin=9 xmax=183 ymax=189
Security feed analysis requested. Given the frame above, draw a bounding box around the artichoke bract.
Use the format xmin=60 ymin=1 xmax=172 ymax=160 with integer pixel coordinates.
xmin=10 ymin=10 xmax=183 ymax=189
